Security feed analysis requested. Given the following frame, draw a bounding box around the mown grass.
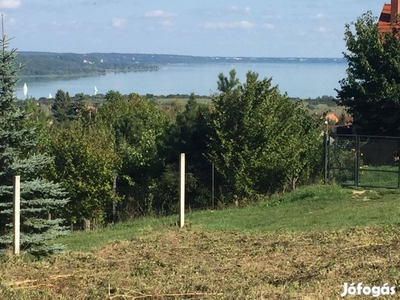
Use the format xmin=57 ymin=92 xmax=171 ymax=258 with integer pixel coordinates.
xmin=2 ymin=184 xmax=400 ymax=299
xmin=190 ymin=184 xmax=400 ymax=233
xmin=55 ymin=184 xmax=400 ymax=252
xmin=53 ymin=216 xmax=178 ymax=252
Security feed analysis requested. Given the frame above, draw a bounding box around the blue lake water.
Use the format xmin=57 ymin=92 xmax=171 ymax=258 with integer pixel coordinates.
xmin=16 ymin=62 xmax=347 ymax=100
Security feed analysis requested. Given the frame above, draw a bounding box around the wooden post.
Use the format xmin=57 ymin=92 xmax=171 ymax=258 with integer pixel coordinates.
xmin=324 ymin=131 xmax=328 ymax=184
xmin=112 ymin=169 xmax=117 ymax=224
xmin=83 ymin=219 xmax=91 ymax=231
xmin=324 ymin=121 xmax=329 ymax=185
xmin=211 ymin=163 xmax=215 ymax=209
xmin=355 ymin=135 xmax=360 ymax=186
xmin=13 ymin=175 xmax=20 ymax=255
xmin=179 ymin=153 xmax=185 ymax=228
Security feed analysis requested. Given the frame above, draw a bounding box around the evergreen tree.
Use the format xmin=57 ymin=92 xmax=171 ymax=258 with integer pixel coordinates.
xmin=0 ymin=35 xmax=69 ymax=255
xmin=52 ymin=89 xmax=74 ymax=123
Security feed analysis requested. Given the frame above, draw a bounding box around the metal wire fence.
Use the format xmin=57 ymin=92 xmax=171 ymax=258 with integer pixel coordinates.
xmin=325 ymin=133 xmax=400 ymax=189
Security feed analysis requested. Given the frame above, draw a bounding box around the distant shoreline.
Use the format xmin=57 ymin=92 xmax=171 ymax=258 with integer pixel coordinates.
xmin=17 ymin=68 xmax=161 ymax=79
xmin=16 ymin=51 xmax=345 ymax=60
xmin=17 ymin=56 xmax=347 ymax=79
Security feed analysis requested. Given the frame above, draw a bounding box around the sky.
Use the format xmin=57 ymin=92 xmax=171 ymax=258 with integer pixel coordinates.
xmin=0 ymin=0 xmax=386 ymax=58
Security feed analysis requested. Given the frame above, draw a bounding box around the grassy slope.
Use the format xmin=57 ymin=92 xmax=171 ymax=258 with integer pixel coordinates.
xmin=2 ymin=184 xmax=400 ymax=299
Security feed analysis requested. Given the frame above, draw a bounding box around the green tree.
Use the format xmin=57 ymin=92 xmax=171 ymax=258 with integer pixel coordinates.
xmin=49 ymin=118 xmax=119 ymax=226
xmin=0 ymin=35 xmax=69 ymax=255
xmin=208 ymin=70 xmax=322 ymax=201
xmin=155 ymin=93 xmax=213 ymax=213
xmin=336 ymin=11 xmax=400 ymax=135
xmin=23 ymin=98 xmax=53 ymax=153
xmin=96 ymin=91 xmax=169 ymax=217
xmin=52 ymin=89 xmax=74 ymax=123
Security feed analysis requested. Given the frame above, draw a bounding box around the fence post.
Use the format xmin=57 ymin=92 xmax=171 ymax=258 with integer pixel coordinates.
xmin=211 ymin=163 xmax=215 ymax=209
xmin=324 ymin=131 xmax=328 ymax=184
xmin=354 ymin=135 xmax=360 ymax=186
xmin=398 ymin=140 xmax=400 ymax=189
xmin=112 ymin=169 xmax=117 ymax=224
xmin=13 ymin=175 xmax=20 ymax=255
xmin=179 ymin=153 xmax=185 ymax=228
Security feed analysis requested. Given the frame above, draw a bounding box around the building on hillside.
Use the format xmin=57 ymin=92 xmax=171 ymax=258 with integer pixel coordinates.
xmin=314 ymin=112 xmax=353 ymax=134
xmin=326 ymin=113 xmax=339 ymax=124
xmin=378 ymin=0 xmax=400 ymax=34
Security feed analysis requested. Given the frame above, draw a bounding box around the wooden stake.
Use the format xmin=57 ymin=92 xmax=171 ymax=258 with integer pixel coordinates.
xmin=13 ymin=175 xmax=20 ymax=255
xmin=179 ymin=153 xmax=185 ymax=228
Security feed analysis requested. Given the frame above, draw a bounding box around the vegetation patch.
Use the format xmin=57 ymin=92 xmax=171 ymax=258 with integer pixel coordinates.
xmin=1 ymin=226 xmax=400 ymax=299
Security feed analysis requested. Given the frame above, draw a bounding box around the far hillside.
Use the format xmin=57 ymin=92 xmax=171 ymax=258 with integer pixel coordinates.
xmin=14 ymin=51 xmax=345 ymax=77
xmin=15 ymin=52 xmax=159 ymax=76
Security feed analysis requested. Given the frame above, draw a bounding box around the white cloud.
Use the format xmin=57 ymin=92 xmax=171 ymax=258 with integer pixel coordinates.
xmin=316 ymin=13 xmax=325 ymax=19
xmin=0 ymin=0 xmax=20 ymax=9
xmin=201 ymin=20 xmax=254 ymax=30
xmin=145 ymin=10 xmax=176 ymax=18
xmin=230 ymin=6 xmax=251 ymax=13
xmin=112 ymin=17 xmax=126 ymax=29
xmin=263 ymin=23 xmax=275 ymax=30
xmin=237 ymin=20 xmax=254 ymax=29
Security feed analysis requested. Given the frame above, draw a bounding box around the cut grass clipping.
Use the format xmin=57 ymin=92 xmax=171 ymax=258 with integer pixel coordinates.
xmin=1 ymin=184 xmax=400 ymax=299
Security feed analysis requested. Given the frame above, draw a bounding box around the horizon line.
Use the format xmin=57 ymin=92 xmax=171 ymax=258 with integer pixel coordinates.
xmin=14 ymin=51 xmax=345 ymax=60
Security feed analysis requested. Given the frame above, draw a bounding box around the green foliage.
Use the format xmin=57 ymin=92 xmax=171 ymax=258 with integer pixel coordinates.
xmin=49 ymin=118 xmax=119 ymax=225
xmin=96 ymin=91 xmax=169 ymax=217
xmin=52 ymin=89 xmax=75 ymax=123
xmin=22 ymin=98 xmax=53 ymax=153
xmin=309 ymin=95 xmax=337 ymax=106
xmin=336 ymin=11 xmax=400 ymax=135
xmin=208 ymin=70 xmax=323 ymax=200
xmin=15 ymin=52 xmax=159 ymax=77
xmin=156 ymin=93 xmax=213 ymax=213
xmin=0 ymin=35 xmax=69 ymax=256
xmin=152 ymin=164 xmax=199 ymax=214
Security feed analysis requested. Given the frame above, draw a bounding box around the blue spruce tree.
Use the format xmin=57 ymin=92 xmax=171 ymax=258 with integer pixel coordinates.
xmin=0 ymin=35 xmax=69 ymax=256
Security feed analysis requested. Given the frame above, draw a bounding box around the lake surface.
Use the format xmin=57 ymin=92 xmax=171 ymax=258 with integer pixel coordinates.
xmin=16 ymin=62 xmax=347 ymax=100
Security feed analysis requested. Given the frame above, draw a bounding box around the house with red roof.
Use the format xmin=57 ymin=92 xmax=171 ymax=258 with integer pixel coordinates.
xmin=378 ymin=0 xmax=400 ymax=34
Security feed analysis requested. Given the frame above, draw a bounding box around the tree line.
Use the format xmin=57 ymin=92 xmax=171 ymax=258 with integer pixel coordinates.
xmin=15 ymin=52 xmax=159 ymax=77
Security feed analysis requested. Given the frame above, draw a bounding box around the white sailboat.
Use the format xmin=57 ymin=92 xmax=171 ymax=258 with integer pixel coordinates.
xmin=23 ymin=83 xmax=28 ymax=98
xmin=94 ymin=86 xmax=98 ymax=96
